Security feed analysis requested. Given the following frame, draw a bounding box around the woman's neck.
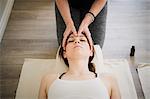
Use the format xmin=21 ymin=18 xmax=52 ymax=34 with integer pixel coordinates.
xmin=67 ymin=59 xmax=90 ymax=75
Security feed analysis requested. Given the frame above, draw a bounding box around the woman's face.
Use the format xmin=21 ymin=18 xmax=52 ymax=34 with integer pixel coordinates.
xmin=63 ymin=33 xmax=93 ymax=59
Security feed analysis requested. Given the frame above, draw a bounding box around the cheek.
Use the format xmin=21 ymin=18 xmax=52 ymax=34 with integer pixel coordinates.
xmin=65 ymin=45 xmax=72 ymax=55
xmin=65 ymin=44 xmax=71 ymax=50
xmin=85 ymin=43 xmax=91 ymax=49
xmin=85 ymin=44 xmax=93 ymax=55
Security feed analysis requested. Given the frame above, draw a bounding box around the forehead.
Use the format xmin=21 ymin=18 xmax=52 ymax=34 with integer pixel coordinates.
xmin=64 ymin=33 xmax=91 ymax=48
xmin=68 ymin=33 xmax=86 ymax=38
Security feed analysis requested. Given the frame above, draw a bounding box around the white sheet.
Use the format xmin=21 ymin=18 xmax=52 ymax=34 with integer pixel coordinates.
xmin=15 ymin=59 xmax=137 ymax=99
xmin=137 ymin=63 xmax=150 ymax=99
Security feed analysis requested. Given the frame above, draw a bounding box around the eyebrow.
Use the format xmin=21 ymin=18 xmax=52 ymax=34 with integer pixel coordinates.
xmin=69 ymin=35 xmax=74 ymax=38
xmin=68 ymin=34 xmax=85 ymax=39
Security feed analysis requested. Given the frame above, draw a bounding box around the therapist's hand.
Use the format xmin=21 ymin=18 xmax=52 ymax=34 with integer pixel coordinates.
xmin=78 ymin=22 xmax=93 ymax=50
xmin=78 ymin=13 xmax=94 ymax=50
xmin=62 ymin=23 xmax=77 ymax=49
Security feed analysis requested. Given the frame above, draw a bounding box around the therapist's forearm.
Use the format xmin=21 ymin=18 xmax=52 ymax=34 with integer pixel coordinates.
xmin=89 ymin=0 xmax=107 ymax=17
xmin=55 ymin=0 xmax=74 ymax=26
xmin=81 ymin=0 xmax=107 ymax=27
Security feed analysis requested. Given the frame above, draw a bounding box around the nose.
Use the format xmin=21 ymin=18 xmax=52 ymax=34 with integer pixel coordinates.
xmin=74 ymin=38 xmax=80 ymax=44
xmin=75 ymin=41 xmax=79 ymax=44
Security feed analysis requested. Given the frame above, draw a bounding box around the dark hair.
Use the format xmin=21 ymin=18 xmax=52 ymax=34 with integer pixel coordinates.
xmin=59 ymin=34 xmax=96 ymax=73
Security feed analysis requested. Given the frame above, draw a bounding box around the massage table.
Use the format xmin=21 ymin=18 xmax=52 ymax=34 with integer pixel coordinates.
xmin=15 ymin=45 xmax=138 ymax=99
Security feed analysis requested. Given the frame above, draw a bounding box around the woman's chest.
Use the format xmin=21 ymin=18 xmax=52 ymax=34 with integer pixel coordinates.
xmin=48 ymin=79 xmax=110 ymax=99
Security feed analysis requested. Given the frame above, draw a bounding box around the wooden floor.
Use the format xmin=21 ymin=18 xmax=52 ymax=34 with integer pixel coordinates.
xmin=0 ymin=0 xmax=149 ymax=99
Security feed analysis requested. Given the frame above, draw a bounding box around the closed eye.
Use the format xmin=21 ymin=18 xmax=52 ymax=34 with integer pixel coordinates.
xmin=80 ymin=38 xmax=87 ymax=42
xmin=80 ymin=39 xmax=86 ymax=42
xmin=67 ymin=40 xmax=74 ymax=43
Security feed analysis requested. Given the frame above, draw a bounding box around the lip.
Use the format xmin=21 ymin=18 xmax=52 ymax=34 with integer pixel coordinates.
xmin=74 ymin=45 xmax=82 ymax=48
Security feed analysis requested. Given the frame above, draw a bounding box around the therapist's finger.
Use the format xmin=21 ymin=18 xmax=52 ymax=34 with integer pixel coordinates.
xmin=84 ymin=29 xmax=93 ymax=50
xmin=78 ymin=27 xmax=93 ymax=50
xmin=62 ymin=30 xmax=70 ymax=49
xmin=62 ymin=28 xmax=77 ymax=49
xmin=72 ymin=28 xmax=77 ymax=36
xmin=78 ymin=27 xmax=83 ymax=36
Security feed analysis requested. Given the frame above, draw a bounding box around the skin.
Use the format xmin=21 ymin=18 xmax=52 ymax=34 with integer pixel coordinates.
xmin=38 ymin=34 xmax=121 ymax=99
xmin=55 ymin=0 xmax=107 ymax=50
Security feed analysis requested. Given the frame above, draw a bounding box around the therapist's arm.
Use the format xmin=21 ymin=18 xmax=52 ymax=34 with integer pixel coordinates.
xmin=55 ymin=0 xmax=77 ymax=48
xmin=55 ymin=0 xmax=73 ymax=26
xmin=79 ymin=0 xmax=107 ymax=28
xmin=78 ymin=0 xmax=107 ymax=50
xmin=89 ymin=0 xmax=107 ymax=17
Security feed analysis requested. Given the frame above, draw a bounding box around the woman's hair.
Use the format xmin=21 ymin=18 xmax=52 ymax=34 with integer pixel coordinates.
xmin=59 ymin=33 xmax=96 ymax=73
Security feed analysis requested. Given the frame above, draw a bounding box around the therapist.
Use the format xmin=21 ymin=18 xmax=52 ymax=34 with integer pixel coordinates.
xmin=55 ymin=0 xmax=107 ymax=49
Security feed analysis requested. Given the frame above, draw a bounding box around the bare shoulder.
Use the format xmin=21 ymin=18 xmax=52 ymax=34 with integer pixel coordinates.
xmin=99 ymin=73 xmax=118 ymax=95
xmin=41 ymin=73 xmax=59 ymax=87
xmin=38 ymin=74 xmax=59 ymax=99
xmin=40 ymin=73 xmax=59 ymax=93
xmin=100 ymin=73 xmax=121 ymax=99
xmin=41 ymin=73 xmax=58 ymax=82
xmin=100 ymin=73 xmax=117 ymax=83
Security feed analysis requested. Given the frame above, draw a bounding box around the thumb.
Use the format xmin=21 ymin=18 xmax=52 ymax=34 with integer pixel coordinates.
xmin=62 ymin=29 xmax=69 ymax=49
xmin=85 ymin=29 xmax=93 ymax=50
xmin=72 ymin=27 xmax=77 ymax=36
xmin=78 ymin=27 xmax=83 ymax=35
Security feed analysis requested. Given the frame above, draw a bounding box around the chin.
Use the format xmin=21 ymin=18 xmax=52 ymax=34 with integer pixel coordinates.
xmin=73 ymin=50 xmax=83 ymax=54
xmin=73 ymin=52 xmax=89 ymax=58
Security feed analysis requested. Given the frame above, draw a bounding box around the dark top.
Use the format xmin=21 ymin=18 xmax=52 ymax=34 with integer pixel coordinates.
xmin=59 ymin=72 xmax=98 ymax=79
xmin=68 ymin=0 xmax=95 ymax=10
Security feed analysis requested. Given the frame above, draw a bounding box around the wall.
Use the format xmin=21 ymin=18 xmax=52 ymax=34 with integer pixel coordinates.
xmin=0 ymin=0 xmax=8 ymax=20
xmin=0 ymin=0 xmax=14 ymax=43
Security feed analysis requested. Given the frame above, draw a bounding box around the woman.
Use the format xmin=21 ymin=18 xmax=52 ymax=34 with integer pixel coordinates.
xmin=38 ymin=33 xmax=121 ymax=99
xmin=55 ymin=0 xmax=107 ymax=48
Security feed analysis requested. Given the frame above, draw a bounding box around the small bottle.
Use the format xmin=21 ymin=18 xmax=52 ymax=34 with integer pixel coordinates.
xmin=130 ymin=46 xmax=135 ymax=56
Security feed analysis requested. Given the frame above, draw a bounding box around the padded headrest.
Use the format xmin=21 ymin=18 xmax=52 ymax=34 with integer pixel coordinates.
xmin=55 ymin=45 xmax=110 ymax=73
